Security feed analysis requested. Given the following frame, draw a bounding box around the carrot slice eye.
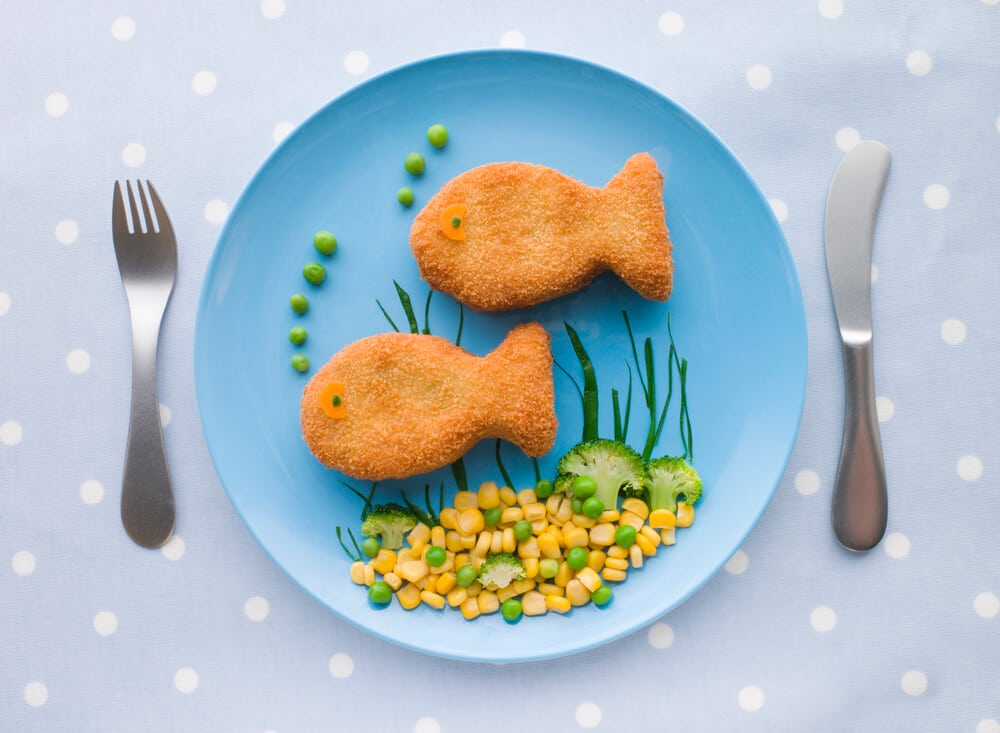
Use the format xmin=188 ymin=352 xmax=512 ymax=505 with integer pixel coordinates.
xmin=319 ymin=382 xmax=347 ymax=419
xmin=439 ymin=204 xmax=467 ymax=241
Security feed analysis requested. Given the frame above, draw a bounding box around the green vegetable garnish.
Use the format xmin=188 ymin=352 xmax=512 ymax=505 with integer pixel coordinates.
xmin=538 ymin=558 xmax=559 ymax=579
xmin=368 ymin=581 xmax=392 ymax=605
xmin=361 ymin=537 xmax=380 ymax=558
xmin=455 ymin=564 xmax=478 ymax=587
xmin=566 ymin=546 xmax=588 ymax=571
xmin=397 ymin=187 xmax=415 ymax=207
xmin=614 ymin=525 xmax=637 ymax=548
xmin=501 ymin=597 xmax=522 ymax=622
xmin=513 ymin=520 xmax=532 ymax=542
xmin=554 ymin=439 xmax=646 ymax=511
xmin=451 ymin=216 xmax=461 ymax=228
xmin=361 ymin=503 xmax=419 ymax=550
xmin=313 ymin=230 xmax=337 ymax=256
xmin=570 ymin=497 xmax=583 ymax=514
xmin=534 ymin=479 xmax=553 ymax=499
xmin=289 ymin=326 xmax=307 ymax=345
xmin=571 ymin=475 xmax=597 ymax=499
xmin=646 ymin=456 xmax=702 ymax=513
xmin=581 ymin=496 xmax=605 ymax=519
xmin=565 ymin=322 xmax=599 ymax=442
xmin=303 ymin=262 xmax=326 ymax=285
xmin=290 ymin=354 xmax=309 ymax=372
xmin=425 ymin=546 xmax=447 ymax=567
xmin=332 ymin=395 xmax=342 ymax=407
xmin=404 ymin=152 xmax=425 ymax=175
xmin=289 ymin=293 xmax=309 ymax=314
xmin=478 ymin=553 xmax=526 ymax=589
xmin=591 ymin=585 xmax=613 ymax=606
xmin=427 ymin=124 xmax=449 ymax=148
xmin=484 ymin=506 xmax=502 ymax=527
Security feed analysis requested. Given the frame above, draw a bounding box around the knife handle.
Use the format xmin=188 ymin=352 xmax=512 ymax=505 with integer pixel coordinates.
xmin=831 ymin=339 xmax=887 ymax=551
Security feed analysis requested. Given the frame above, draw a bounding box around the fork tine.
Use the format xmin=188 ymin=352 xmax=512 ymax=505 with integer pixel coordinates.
xmin=112 ymin=181 xmax=130 ymax=238
xmin=146 ymin=182 xmax=174 ymax=239
xmin=137 ymin=180 xmax=156 ymax=234
xmin=125 ymin=180 xmax=142 ymax=233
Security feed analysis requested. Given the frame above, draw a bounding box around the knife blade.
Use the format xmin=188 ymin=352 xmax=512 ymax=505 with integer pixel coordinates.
xmin=824 ymin=140 xmax=891 ymax=552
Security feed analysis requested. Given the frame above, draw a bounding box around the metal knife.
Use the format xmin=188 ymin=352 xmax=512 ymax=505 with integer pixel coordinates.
xmin=824 ymin=140 xmax=891 ymax=552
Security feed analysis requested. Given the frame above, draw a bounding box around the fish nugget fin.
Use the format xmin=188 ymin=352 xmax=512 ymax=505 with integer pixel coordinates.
xmin=484 ymin=323 xmax=558 ymax=457
xmin=602 ymin=153 xmax=674 ymax=301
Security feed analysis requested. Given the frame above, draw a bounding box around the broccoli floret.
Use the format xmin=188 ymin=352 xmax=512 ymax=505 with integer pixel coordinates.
xmin=645 ymin=456 xmax=702 ymax=513
xmin=360 ymin=503 xmax=419 ymax=550
xmin=554 ymin=439 xmax=647 ymax=510
xmin=478 ymin=553 xmax=526 ymax=590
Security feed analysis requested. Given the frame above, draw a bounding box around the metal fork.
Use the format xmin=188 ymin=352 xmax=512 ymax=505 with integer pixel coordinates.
xmin=112 ymin=180 xmax=177 ymax=548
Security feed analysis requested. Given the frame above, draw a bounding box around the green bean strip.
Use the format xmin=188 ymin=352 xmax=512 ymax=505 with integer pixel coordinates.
xmin=347 ymin=528 xmax=363 ymax=558
xmin=622 ymin=311 xmax=651 ymax=403
xmin=451 ymin=458 xmax=468 ymax=492
xmin=612 ymin=388 xmax=623 ymax=443
xmin=454 ymin=303 xmax=464 ymax=347
xmin=553 ymin=359 xmax=585 ymax=406
xmin=651 ymin=341 xmax=675 ymax=449
xmin=340 ymin=481 xmax=377 ymax=520
xmin=423 ymin=483 xmax=439 ymax=525
xmin=376 ymin=300 xmax=400 ymax=332
xmin=622 ymin=362 xmax=633 ymax=444
xmin=393 ymin=280 xmax=420 ymax=334
xmin=336 ymin=526 xmax=361 ymax=561
xmin=422 ymin=290 xmax=433 ymax=335
xmin=640 ymin=337 xmax=660 ymax=460
xmin=564 ymin=323 xmax=599 ymax=442
xmin=531 ymin=457 xmax=541 ymax=483
xmin=438 ymin=482 xmax=445 ymax=517
xmin=400 ymin=491 xmax=433 ymax=527
xmin=495 ymin=439 xmax=514 ymax=489
xmin=679 ymin=358 xmax=692 ymax=462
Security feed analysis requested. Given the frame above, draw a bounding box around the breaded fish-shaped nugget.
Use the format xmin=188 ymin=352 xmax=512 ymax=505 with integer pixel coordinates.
xmin=301 ymin=322 xmax=557 ymax=481
xmin=410 ymin=152 xmax=673 ymax=311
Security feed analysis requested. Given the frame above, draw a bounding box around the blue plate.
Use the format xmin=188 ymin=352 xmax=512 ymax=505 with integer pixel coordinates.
xmin=194 ymin=50 xmax=807 ymax=662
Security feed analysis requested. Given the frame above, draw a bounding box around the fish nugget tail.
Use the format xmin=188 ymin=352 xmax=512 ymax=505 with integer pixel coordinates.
xmin=602 ymin=152 xmax=674 ymax=302
xmin=484 ymin=323 xmax=559 ymax=457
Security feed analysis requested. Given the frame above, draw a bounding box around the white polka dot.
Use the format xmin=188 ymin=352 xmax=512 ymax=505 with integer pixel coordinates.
xmin=203 ymin=199 xmax=229 ymax=225
xmin=876 ymin=396 xmax=895 ymax=423
xmin=111 ymin=16 xmax=135 ymax=41
xmin=93 ymin=610 xmax=118 ymax=636
xmin=906 ymin=50 xmax=932 ymax=77
xmin=272 ymin=121 xmax=294 ymax=144
xmin=161 ymin=535 xmax=185 ymax=560
xmin=329 ymin=652 xmax=354 ymax=679
xmin=958 ymin=455 xmax=983 ymax=482
xmin=414 ymin=718 xmax=441 ymax=733
xmin=192 ymin=70 xmax=217 ymax=96
xmin=724 ymin=549 xmax=749 ymax=574
xmin=923 ymin=183 xmax=950 ymax=210
xmin=941 ymin=318 xmax=967 ymax=345
xmin=738 ymin=686 xmax=765 ymax=711
xmin=871 ymin=264 xmax=879 ymax=283
xmin=746 ymin=64 xmax=772 ymax=90
xmin=810 ymin=605 xmax=837 ymax=632
xmin=244 ymin=596 xmax=270 ymax=621
xmin=974 ymin=592 xmax=999 ymax=619
xmin=55 ymin=219 xmax=79 ymax=245
xmin=835 ymin=126 xmax=860 ymax=152
xmin=80 ymin=479 xmax=105 ymax=505
xmin=900 ymin=670 xmax=927 ymax=696
xmin=795 ymin=469 xmax=820 ymax=495
xmin=1 ymin=420 xmax=24 ymax=446
xmin=818 ymin=0 xmax=844 ymax=18
xmin=174 ymin=667 xmax=199 ymax=694
xmin=24 ymin=681 xmax=47 ymax=707
xmin=122 ymin=143 xmax=146 ymax=167
xmin=0 ymin=291 xmax=9 ymax=316
xmin=575 ymin=702 xmax=602 ymax=728
xmin=647 ymin=622 xmax=674 ymax=649
xmin=260 ymin=0 xmax=286 ymax=19
xmin=45 ymin=92 xmax=69 ymax=117
xmin=658 ymin=11 xmax=684 ymax=36
xmin=884 ymin=532 xmax=910 ymax=559
xmin=12 ymin=550 xmax=36 ymax=576
xmin=769 ymin=198 xmax=788 ymax=222
xmin=499 ymin=30 xmax=527 ymax=48
xmin=159 ymin=403 xmax=172 ymax=427
xmin=344 ymin=51 xmax=369 ymax=75
xmin=67 ymin=348 xmax=91 ymax=374
xmin=978 ymin=719 xmax=1000 ymax=733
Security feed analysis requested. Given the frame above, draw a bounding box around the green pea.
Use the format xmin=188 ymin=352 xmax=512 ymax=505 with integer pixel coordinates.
xmin=572 ymin=475 xmax=597 ymax=499
xmin=501 ymin=597 xmax=522 ymax=622
xmin=425 ymin=546 xmax=447 ymax=567
xmin=591 ymin=585 xmax=613 ymax=606
xmin=455 ymin=564 xmax=478 ymax=587
xmin=397 ymin=187 xmax=415 ymax=207
xmin=450 ymin=216 xmax=461 ymax=228
xmin=404 ymin=152 xmax=425 ymax=175
xmin=289 ymin=326 xmax=307 ymax=345
xmin=313 ymin=230 xmax=337 ymax=256
xmin=513 ymin=520 xmax=533 ymax=542
xmin=303 ymin=262 xmax=326 ymax=285
xmin=615 ymin=524 xmax=637 ymax=548
xmin=289 ymin=293 xmax=309 ymax=314
xmin=368 ymin=581 xmax=392 ymax=605
xmin=566 ymin=546 xmax=589 ymax=571
xmin=538 ymin=558 xmax=559 ymax=579
xmin=427 ymin=124 xmax=449 ymax=148
xmin=361 ymin=537 xmax=380 ymax=558
xmin=484 ymin=507 xmax=502 ymax=527
xmin=534 ymin=479 xmax=553 ymax=499
xmin=570 ymin=497 xmax=583 ymax=514
xmin=582 ymin=496 xmax=605 ymax=519
xmin=290 ymin=354 xmax=309 ymax=373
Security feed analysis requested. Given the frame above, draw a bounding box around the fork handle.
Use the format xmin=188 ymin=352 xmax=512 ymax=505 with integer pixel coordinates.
xmin=121 ymin=315 xmax=175 ymax=548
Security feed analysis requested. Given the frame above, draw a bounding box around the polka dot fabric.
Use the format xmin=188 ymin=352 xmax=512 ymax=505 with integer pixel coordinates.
xmin=0 ymin=2 xmax=997 ymax=731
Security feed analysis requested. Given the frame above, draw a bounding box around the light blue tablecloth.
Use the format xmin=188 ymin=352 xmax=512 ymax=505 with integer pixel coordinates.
xmin=2 ymin=2 xmax=997 ymax=731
